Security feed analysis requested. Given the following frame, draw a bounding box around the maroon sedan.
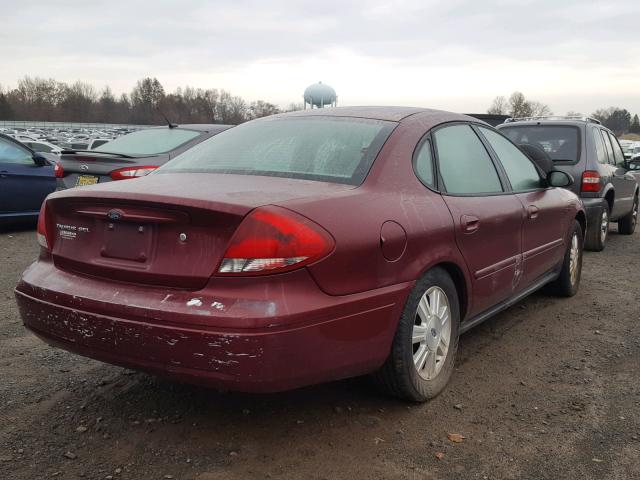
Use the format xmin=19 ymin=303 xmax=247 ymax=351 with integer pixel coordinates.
xmin=15 ymin=107 xmax=585 ymax=401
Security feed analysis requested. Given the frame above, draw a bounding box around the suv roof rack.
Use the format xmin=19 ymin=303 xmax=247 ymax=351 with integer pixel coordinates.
xmin=504 ymin=115 xmax=601 ymax=125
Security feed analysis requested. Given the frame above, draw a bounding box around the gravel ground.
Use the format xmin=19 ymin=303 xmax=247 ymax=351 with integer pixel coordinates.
xmin=1 ymin=224 xmax=639 ymax=480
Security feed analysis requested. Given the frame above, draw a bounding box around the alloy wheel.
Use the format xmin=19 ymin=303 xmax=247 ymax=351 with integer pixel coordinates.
xmin=412 ymin=286 xmax=451 ymax=380
xmin=600 ymin=209 xmax=609 ymax=244
xmin=569 ymin=232 xmax=580 ymax=286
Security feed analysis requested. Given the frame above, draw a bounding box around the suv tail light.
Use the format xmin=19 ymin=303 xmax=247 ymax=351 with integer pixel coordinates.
xmin=54 ymin=162 xmax=64 ymax=178
xmin=37 ymin=201 xmax=53 ymax=251
xmin=581 ymin=171 xmax=601 ymax=192
xmin=217 ymin=206 xmax=335 ymax=275
xmin=110 ymin=166 xmax=158 ymax=180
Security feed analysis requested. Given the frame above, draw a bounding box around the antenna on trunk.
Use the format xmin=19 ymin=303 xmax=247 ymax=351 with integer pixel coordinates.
xmin=157 ymin=108 xmax=177 ymax=129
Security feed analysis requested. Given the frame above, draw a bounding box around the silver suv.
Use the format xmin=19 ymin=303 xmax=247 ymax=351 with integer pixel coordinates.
xmin=498 ymin=117 xmax=638 ymax=251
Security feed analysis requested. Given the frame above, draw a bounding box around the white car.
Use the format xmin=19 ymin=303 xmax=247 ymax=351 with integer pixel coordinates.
xmin=10 ymin=133 xmax=39 ymax=142
xmin=87 ymin=138 xmax=111 ymax=150
xmin=20 ymin=140 xmax=63 ymax=155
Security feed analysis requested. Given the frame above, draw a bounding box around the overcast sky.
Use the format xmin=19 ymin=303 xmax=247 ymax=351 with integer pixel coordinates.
xmin=2 ymin=0 xmax=639 ymax=115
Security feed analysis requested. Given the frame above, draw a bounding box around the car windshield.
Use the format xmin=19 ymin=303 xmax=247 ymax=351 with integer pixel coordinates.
xmin=499 ymin=125 xmax=580 ymax=162
xmin=93 ymin=128 xmax=200 ymax=155
xmin=159 ymin=117 xmax=395 ymax=185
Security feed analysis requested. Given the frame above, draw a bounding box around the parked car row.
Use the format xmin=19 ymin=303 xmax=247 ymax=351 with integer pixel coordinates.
xmin=13 ymin=107 xmax=637 ymax=403
xmin=0 ymin=125 xmax=135 ymax=155
xmin=0 ymin=124 xmax=232 ymax=225
xmin=1 ymin=125 xmax=133 ymax=142
xmin=619 ymin=139 xmax=640 ymax=160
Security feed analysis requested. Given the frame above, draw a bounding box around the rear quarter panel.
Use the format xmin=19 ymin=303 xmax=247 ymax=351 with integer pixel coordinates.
xmin=282 ymin=118 xmax=470 ymax=303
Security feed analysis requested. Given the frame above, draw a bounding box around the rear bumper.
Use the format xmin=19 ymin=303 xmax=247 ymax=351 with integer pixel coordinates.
xmin=15 ymin=259 xmax=410 ymax=392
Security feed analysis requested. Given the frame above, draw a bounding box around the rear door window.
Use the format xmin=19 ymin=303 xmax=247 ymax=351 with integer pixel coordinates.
xmin=413 ymin=138 xmax=434 ymax=187
xmin=608 ymin=133 xmax=625 ymax=167
xmin=601 ymin=131 xmax=615 ymax=165
xmin=592 ymin=128 xmax=607 ymax=164
xmin=434 ymin=124 xmax=503 ymax=194
xmin=478 ymin=127 xmax=543 ymax=191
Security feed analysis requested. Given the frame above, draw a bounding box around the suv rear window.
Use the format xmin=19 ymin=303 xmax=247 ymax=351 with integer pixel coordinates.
xmin=499 ymin=125 xmax=580 ymax=162
xmin=160 ymin=117 xmax=395 ymax=185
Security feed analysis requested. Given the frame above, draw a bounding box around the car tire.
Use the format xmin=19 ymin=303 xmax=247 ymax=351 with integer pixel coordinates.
xmin=618 ymin=194 xmax=638 ymax=235
xmin=548 ymin=220 xmax=583 ymax=297
xmin=372 ymin=267 xmax=460 ymax=402
xmin=585 ymin=203 xmax=609 ymax=252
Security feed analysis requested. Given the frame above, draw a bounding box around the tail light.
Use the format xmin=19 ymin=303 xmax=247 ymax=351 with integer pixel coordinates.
xmin=37 ymin=201 xmax=53 ymax=251
xmin=54 ymin=162 xmax=64 ymax=178
xmin=581 ymin=171 xmax=601 ymax=192
xmin=217 ymin=206 xmax=335 ymax=275
xmin=110 ymin=166 xmax=158 ymax=180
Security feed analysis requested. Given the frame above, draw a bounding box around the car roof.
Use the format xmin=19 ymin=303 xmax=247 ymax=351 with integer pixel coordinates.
xmin=499 ymin=120 xmax=587 ymax=126
xmin=499 ymin=117 xmax=605 ymax=128
xmin=272 ymin=106 xmax=479 ymax=124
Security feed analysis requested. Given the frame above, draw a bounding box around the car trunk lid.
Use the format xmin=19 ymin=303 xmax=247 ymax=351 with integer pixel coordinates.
xmin=46 ymin=173 xmax=354 ymax=289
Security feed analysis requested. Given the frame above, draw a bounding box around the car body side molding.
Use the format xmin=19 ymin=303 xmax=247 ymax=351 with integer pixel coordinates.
xmin=460 ymin=270 xmax=559 ymax=334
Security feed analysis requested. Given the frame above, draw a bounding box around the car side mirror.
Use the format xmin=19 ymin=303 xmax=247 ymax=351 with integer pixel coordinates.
xmin=547 ymin=170 xmax=574 ymax=188
xmin=32 ymin=153 xmax=49 ymax=167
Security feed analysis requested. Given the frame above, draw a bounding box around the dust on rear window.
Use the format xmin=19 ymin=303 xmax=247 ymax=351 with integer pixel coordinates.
xmin=499 ymin=125 xmax=580 ymax=162
xmin=158 ymin=117 xmax=395 ymax=185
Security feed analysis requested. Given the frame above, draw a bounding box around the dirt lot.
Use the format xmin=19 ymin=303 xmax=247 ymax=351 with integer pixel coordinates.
xmin=1 ymin=224 xmax=639 ymax=480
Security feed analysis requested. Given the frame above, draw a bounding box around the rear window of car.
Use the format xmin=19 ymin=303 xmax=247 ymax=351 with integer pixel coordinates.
xmin=94 ymin=128 xmax=200 ymax=155
xmin=159 ymin=117 xmax=396 ymax=185
xmin=499 ymin=125 xmax=580 ymax=162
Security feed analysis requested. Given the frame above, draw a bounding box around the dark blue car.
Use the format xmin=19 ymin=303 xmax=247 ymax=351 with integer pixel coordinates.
xmin=0 ymin=133 xmax=56 ymax=225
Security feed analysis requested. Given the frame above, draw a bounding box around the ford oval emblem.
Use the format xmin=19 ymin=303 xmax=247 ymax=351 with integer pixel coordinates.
xmin=80 ymin=164 xmax=89 ymax=171
xmin=107 ymin=209 xmax=122 ymax=221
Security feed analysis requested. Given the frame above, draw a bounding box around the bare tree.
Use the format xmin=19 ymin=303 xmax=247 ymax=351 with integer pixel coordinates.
xmin=487 ymin=91 xmax=552 ymax=118
xmin=0 ymin=76 xmax=311 ymax=125
xmin=487 ymin=96 xmax=507 ymax=115
xmin=528 ymin=101 xmax=552 ymax=117
xmin=248 ymin=100 xmax=280 ymax=119
xmin=285 ymin=103 xmax=304 ymax=112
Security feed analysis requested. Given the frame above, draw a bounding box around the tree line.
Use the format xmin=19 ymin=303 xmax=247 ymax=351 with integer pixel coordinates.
xmin=0 ymin=77 xmax=303 ymax=125
xmin=2 ymin=79 xmax=638 ymax=135
xmin=488 ymin=92 xmax=640 ymax=136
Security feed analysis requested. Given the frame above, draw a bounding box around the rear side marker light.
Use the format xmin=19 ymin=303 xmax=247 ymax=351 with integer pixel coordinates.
xmin=581 ymin=171 xmax=601 ymax=193
xmin=217 ymin=206 xmax=335 ymax=275
xmin=110 ymin=166 xmax=158 ymax=180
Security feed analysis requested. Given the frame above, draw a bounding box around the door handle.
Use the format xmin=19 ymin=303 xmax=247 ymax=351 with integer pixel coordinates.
xmin=527 ymin=205 xmax=539 ymax=219
xmin=0 ymin=170 xmax=8 ymax=179
xmin=461 ymin=215 xmax=479 ymax=233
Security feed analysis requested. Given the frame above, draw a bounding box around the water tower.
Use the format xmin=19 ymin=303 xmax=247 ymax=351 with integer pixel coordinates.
xmin=303 ymin=82 xmax=337 ymax=109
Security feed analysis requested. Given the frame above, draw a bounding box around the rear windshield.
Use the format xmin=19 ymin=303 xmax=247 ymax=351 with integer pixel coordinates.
xmin=499 ymin=125 xmax=580 ymax=162
xmin=94 ymin=128 xmax=200 ymax=155
xmin=159 ymin=117 xmax=396 ymax=185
